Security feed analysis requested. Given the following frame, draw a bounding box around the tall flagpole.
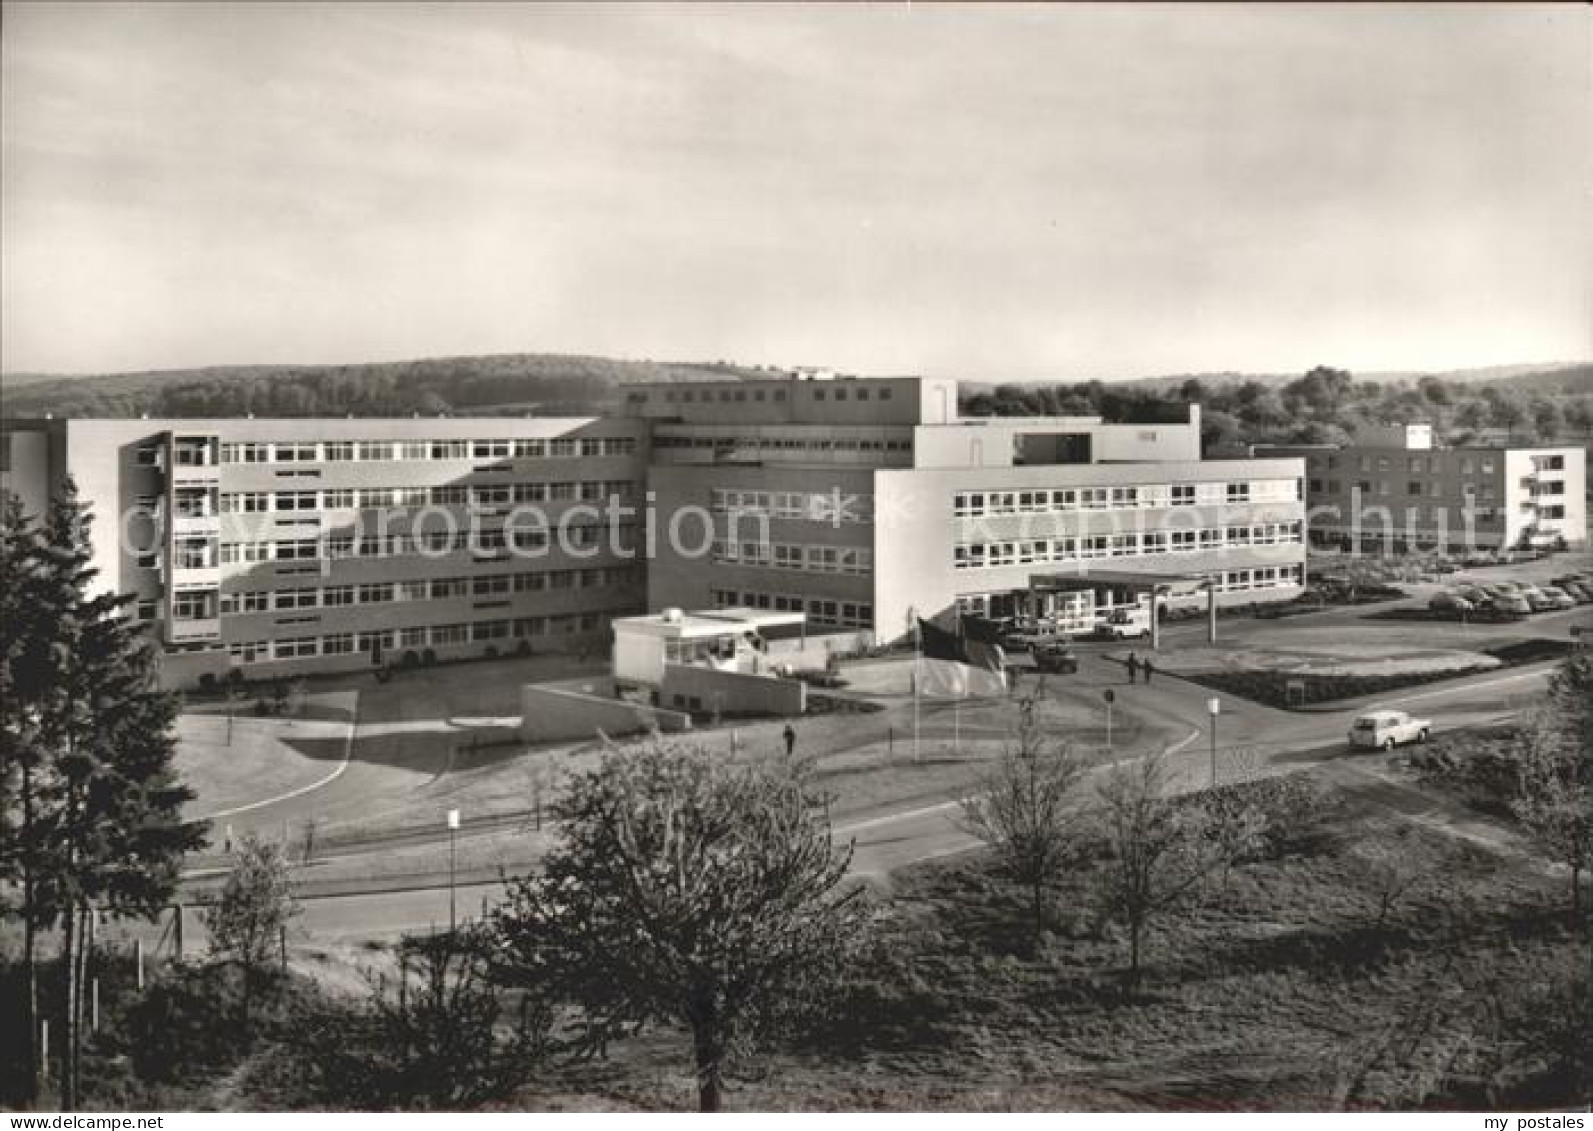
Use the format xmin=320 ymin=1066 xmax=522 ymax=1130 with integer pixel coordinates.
xmin=912 ymin=612 xmax=921 ymax=763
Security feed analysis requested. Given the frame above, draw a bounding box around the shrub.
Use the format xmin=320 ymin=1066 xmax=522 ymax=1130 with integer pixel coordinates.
xmin=421 ymin=648 xmax=437 ymax=667
xmin=197 ymin=672 xmax=218 ymax=694
xmin=399 ymin=649 xmax=420 ymax=670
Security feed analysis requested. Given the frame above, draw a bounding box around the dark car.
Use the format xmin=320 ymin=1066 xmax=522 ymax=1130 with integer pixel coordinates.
xmin=1032 ymin=642 xmax=1079 ymax=674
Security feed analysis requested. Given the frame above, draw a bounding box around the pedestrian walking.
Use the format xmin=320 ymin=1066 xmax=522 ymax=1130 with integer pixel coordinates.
xmin=1126 ymin=652 xmax=1140 ymax=684
xmin=1142 ymin=657 xmax=1155 ymax=684
xmin=782 ymin=723 xmax=796 ymax=757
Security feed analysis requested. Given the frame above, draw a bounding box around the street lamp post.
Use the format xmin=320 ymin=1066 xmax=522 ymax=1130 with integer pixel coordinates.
xmin=446 ymin=808 xmax=460 ymax=933
xmin=1206 ymin=697 xmax=1221 ymax=787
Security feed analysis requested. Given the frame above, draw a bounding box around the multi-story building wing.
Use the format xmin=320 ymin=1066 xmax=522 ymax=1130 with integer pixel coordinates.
xmin=2 ymin=416 xmax=650 ymax=684
xmin=1261 ymin=423 xmax=1587 ymax=552
xmin=629 ymin=376 xmax=1308 ymax=640
xmin=4 ymin=374 xmax=1312 ymax=684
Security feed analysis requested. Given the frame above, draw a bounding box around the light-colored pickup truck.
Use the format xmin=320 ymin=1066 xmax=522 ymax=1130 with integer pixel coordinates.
xmin=1348 ymin=709 xmax=1432 ymax=751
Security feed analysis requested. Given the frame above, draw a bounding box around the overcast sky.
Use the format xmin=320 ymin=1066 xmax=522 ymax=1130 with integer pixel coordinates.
xmin=2 ymin=2 xmax=1587 ymax=380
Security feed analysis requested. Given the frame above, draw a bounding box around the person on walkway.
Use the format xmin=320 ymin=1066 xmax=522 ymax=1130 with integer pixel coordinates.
xmin=1142 ymin=657 xmax=1155 ymax=684
xmin=782 ymin=723 xmax=796 ymax=757
xmin=1126 ymin=652 xmax=1140 ymax=684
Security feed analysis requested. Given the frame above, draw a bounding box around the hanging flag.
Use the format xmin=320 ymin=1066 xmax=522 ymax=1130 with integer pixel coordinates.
xmin=918 ymin=617 xmax=1006 ymax=698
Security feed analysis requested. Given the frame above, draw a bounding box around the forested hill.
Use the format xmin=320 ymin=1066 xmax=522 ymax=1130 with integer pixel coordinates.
xmin=0 ymin=354 xmax=780 ymax=419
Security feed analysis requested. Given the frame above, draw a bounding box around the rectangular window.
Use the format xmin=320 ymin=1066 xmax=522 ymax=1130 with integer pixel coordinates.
xmin=359 ymin=582 xmax=394 ymax=604
xmin=431 ymin=440 xmax=468 ymax=460
xmin=275 ymin=637 xmax=318 ymax=659
xmin=275 ymin=540 xmax=318 ymax=560
xmin=172 ymin=591 xmax=213 ymax=620
xmin=323 ymin=442 xmax=354 ymax=461
xmin=322 ymin=634 xmax=354 ymax=655
xmin=274 ymin=491 xmax=318 ymax=511
xmin=275 ymin=588 xmax=318 ymax=610
xmin=321 ymin=489 xmax=354 ymax=509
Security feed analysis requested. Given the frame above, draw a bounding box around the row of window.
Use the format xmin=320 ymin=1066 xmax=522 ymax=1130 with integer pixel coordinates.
xmin=210 ymin=437 xmax=638 ymax=464
xmin=217 ymin=523 xmax=633 ymax=564
xmin=709 ymin=489 xmax=872 ymax=523
xmin=708 ymin=589 xmax=874 ymax=629
xmin=212 ymin=566 xmax=643 ymax=615
xmin=709 ymin=541 xmax=873 ymax=574
xmin=630 ymin=384 xmax=894 ymax=405
xmin=952 ymin=523 xmax=1305 ymax=569
xmin=655 ymin=435 xmax=911 ymax=454
xmin=952 ymin=480 xmax=1299 ymax=518
xmin=216 ymin=480 xmax=638 ymax=513
xmin=227 ymin=612 xmax=610 ymax=664
xmin=1307 ymin=453 xmax=1501 ymax=475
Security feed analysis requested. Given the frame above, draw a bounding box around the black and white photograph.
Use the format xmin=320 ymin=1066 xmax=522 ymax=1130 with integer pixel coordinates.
xmin=1 ymin=0 xmax=1589 ymax=1117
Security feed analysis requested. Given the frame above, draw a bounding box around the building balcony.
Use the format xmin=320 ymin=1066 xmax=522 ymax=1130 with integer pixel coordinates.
xmin=170 ymin=464 xmax=221 ymax=488
xmin=170 ymin=513 xmax=221 ymax=537
xmin=169 ymin=566 xmax=221 ymax=590
xmin=167 ymin=617 xmax=221 ymax=644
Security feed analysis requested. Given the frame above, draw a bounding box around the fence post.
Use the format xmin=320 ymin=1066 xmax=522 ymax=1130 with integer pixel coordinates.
xmin=135 ymin=938 xmax=145 ymax=991
xmin=92 ymin=978 xmax=100 ymax=1033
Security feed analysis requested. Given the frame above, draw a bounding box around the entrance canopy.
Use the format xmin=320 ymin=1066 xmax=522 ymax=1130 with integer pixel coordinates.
xmin=1028 ymin=568 xmax=1213 ymax=598
xmin=1026 ymin=568 xmax=1216 ymax=650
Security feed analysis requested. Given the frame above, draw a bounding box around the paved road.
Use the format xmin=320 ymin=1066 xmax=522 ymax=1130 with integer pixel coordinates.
xmin=160 ymin=576 xmax=1586 ymax=941
xmin=153 ymin=652 xmax=1562 ymax=944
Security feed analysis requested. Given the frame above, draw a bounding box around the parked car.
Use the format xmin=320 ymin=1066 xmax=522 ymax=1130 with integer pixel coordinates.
xmin=1349 ymin=710 xmax=1433 ymax=751
xmin=1563 ymin=581 xmax=1593 ymax=603
xmin=1537 ymin=587 xmax=1577 ymax=611
xmin=1097 ymin=608 xmax=1152 ymax=640
xmin=1454 ymin=584 xmax=1490 ymax=605
xmin=1032 ymin=642 xmax=1079 ymax=674
xmin=1428 ymin=592 xmax=1474 ymax=614
xmin=1491 ymin=594 xmax=1533 ymax=617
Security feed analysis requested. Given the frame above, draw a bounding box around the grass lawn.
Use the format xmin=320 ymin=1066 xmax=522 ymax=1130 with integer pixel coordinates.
xmin=173 ymin=690 xmax=357 ymax=818
xmin=499 ymin=768 xmax=1589 ymax=1112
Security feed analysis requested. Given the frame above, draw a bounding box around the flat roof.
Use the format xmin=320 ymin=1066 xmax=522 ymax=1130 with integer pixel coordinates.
xmin=613 ymin=607 xmax=806 ymax=639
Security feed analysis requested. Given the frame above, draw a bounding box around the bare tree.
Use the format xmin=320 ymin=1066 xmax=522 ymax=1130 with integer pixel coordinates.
xmin=201 ymin=834 xmax=300 ymax=1032
xmin=1346 ymin=828 xmax=1431 ymax=937
xmin=1511 ymin=657 xmax=1592 ymax=914
xmin=1092 ymin=748 xmax=1220 ymax=990
xmin=301 ymin=925 xmax=548 ymax=1109
xmin=960 ymin=688 xmax=1087 ymax=939
xmin=493 ymin=737 xmax=868 ymax=1111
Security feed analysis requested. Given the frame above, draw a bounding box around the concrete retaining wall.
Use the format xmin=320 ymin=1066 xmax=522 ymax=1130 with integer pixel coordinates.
xmin=659 ymin=663 xmax=807 ymax=717
xmin=520 ymin=682 xmax=691 ymax=743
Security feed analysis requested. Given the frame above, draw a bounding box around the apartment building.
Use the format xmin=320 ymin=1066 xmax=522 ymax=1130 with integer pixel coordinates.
xmin=3 ymin=375 xmax=1309 ymax=684
xmin=1 ymin=416 xmax=651 ymax=685
xmin=1259 ymin=423 xmax=1587 ymax=552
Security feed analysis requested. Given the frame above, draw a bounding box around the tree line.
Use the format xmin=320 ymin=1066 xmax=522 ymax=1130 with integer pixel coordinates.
xmin=961 ymin=364 xmax=1593 ymax=451
xmin=1 ymin=354 xmax=776 ymax=420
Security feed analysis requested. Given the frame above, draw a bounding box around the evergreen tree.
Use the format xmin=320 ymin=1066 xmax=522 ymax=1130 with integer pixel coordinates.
xmin=1 ymin=480 xmax=206 ymax=1107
